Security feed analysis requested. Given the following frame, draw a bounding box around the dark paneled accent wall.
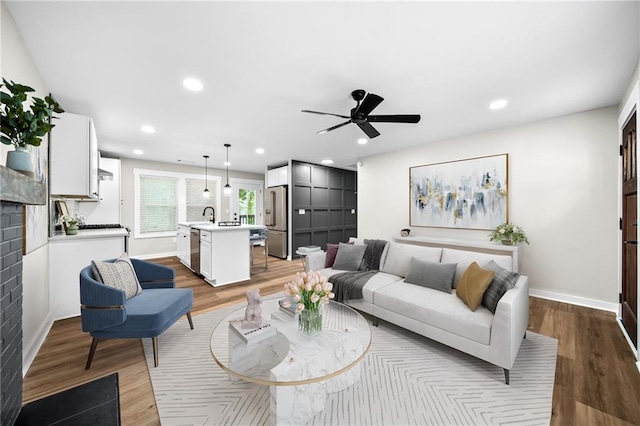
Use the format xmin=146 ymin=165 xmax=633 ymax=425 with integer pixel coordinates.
xmin=0 ymin=202 xmax=23 ymax=426
xmin=291 ymin=161 xmax=357 ymax=255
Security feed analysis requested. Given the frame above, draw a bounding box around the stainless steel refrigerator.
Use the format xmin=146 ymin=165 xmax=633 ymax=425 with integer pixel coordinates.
xmin=265 ymin=185 xmax=287 ymax=258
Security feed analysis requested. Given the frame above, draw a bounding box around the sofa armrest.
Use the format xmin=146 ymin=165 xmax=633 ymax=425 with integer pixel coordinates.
xmin=491 ymin=275 xmax=529 ymax=369
xmin=305 ymin=251 xmax=327 ymax=272
xmin=131 ymin=258 xmax=176 ymax=289
xmin=79 ymin=266 xmax=127 ymax=332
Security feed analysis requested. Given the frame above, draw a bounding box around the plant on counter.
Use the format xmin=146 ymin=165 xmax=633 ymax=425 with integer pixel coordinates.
xmin=63 ymin=214 xmax=85 ymax=227
xmin=1 ymin=78 xmax=64 ymax=148
xmin=489 ymin=222 xmax=530 ymax=245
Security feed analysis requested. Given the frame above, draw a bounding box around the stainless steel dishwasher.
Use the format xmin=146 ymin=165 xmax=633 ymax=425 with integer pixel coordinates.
xmin=190 ymin=228 xmax=200 ymax=275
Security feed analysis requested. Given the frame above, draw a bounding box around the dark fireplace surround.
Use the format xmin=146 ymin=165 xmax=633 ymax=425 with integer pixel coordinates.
xmin=1 ymin=166 xmax=47 ymax=426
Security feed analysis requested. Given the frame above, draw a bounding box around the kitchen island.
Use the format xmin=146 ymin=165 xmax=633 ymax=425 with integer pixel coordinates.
xmin=179 ymin=222 xmax=266 ymax=287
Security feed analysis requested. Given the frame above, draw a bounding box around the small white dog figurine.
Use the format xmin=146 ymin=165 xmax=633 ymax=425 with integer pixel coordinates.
xmin=242 ymin=288 xmax=263 ymax=328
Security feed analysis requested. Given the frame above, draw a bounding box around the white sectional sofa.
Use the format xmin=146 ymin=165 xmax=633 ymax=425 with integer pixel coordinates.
xmin=305 ymin=237 xmax=529 ymax=384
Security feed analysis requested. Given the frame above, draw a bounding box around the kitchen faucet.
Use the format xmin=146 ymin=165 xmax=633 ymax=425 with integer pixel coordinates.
xmin=203 ymin=207 xmax=215 ymax=223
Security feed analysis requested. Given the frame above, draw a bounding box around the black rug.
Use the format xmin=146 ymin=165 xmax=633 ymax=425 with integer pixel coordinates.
xmin=16 ymin=373 xmax=120 ymax=426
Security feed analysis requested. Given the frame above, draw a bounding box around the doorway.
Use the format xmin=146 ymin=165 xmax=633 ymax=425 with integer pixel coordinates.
xmin=230 ymin=178 xmax=264 ymax=226
xmin=622 ymin=111 xmax=637 ymax=349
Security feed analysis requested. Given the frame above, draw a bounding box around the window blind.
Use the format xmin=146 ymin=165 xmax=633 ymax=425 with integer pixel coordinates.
xmin=186 ymin=178 xmax=216 ymax=221
xmin=139 ymin=175 xmax=178 ymax=234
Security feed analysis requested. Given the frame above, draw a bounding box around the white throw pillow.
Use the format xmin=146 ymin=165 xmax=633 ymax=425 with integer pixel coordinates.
xmin=91 ymin=253 xmax=142 ymax=299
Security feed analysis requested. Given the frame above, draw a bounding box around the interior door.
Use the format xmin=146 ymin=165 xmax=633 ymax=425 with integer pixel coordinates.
xmin=622 ymin=111 xmax=637 ymax=348
xmin=231 ymin=180 xmax=264 ymax=225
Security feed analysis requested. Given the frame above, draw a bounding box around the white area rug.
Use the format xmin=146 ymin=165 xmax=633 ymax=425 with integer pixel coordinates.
xmin=144 ymin=299 xmax=557 ymax=425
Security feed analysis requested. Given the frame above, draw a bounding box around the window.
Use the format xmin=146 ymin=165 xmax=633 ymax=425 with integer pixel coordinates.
xmin=134 ymin=169 xmax=221 ymax=238
xmin=139 ymin=175 xmax=178 ymax=234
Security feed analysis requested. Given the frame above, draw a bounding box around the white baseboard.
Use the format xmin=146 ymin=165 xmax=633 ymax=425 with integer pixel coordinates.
xmin=132 ymin=251 xmax=178 ymax=260
xmin=616 ymin=317 xmax=639 ymax=360
xmin=529 ymin=288 xmax=618 ymax=313
xmin=23 ymin=312 xmax=54 ymax=377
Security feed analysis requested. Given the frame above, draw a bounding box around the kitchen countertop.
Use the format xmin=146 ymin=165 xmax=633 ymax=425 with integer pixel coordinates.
xmin=49 ymin=228 xmax=129 ymax=241
xmin=180 ymin=222 xmax=266 ymax=232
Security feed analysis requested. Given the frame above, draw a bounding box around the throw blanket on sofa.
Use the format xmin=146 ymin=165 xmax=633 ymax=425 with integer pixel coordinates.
xmin=329 ymin=239 xmax=387 ymax=302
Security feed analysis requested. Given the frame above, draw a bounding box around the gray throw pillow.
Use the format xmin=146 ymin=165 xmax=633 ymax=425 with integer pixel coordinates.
xmin=91 ymin=253 xmax=142 ymax=299
xmin=481 ymin=260 xmax=521 ymax=314
xmin=403 ymin=257 xmax=457 ymax=294
xmin=332 ymin=242 xmax=367 ymax=271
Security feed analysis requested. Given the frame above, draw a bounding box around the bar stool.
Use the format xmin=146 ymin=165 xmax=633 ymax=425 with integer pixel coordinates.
xmin=249 ymin=228 xmax=268 ymax=270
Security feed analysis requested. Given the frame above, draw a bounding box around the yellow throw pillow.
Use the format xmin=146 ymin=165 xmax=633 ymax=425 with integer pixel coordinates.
xmin=456 ymin=262 xmax=495 ymax=311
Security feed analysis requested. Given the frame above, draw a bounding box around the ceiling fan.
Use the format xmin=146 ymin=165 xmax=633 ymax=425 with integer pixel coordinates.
xmin=302 ymin=89 xmax=421 ymax=138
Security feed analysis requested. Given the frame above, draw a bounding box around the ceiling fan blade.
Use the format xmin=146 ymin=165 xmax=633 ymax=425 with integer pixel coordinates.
xmin=357 ymin=121 xmax=381 ymax=138
xmin=367 ymin=114 xmax=421 ymax=123
xmin=354 ymin=93 xmax=384 ymax=117
xmin=302 ymin=110 xmax=350 ymax=119
xmin=318 ymin=120 xmax=352 ymax=134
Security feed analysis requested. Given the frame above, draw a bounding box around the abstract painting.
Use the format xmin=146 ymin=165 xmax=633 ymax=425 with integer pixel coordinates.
xmin=410 ymin=154 xmax=508 ymax=230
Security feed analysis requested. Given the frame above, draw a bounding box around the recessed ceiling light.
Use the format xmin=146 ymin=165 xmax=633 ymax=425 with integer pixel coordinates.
xmin=224 ymin=161 xmax=230 ymax=166
xmin=133 ymin=149 xmax=144 ymax=155
xmin=141 ymin=125 xmax=155 ymax=134
xmin=255 ymin=148 xmax=265 ymax=154
xmin=357 ymin=138 xmax=368 ymax=145
xmin=321 ymin=159 xmax=334 ymax=165
xmin=182 ymin=77 xmax=203 ymax=91
xmin=489 ymin=99 xmax=508 ymax=110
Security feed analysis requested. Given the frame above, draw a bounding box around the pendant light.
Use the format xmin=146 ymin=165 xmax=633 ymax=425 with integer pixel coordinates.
xmin=203 ymin=155 xmax=211 ymax=198
xmin=223 ymin=144 xmax=232 ymax=197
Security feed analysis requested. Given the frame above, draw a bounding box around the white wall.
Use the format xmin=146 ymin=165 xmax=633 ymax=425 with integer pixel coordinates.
xmin=1 ymin=3 xmax=54 ymax=373
xmin=119 ymin=158 xmax=263 ymax=257
xmin=358 ymin=107 xmax=619 ymax=307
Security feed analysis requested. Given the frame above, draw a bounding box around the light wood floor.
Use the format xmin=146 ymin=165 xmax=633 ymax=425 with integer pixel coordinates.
xmin=23 ymin=251 xmax=640 ymax=425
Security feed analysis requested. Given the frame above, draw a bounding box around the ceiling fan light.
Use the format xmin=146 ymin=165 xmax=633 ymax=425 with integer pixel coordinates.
xmin=357 ymin=138 xmax=368 ymax=145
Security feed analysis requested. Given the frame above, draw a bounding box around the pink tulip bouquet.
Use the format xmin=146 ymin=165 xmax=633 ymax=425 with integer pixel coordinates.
xmin=282 ymin=271 xmax=335 ymax=313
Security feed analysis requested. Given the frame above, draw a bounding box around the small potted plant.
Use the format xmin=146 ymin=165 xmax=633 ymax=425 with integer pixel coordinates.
xmin=63 ymin=214 xmax=84 ymax=235
xmin=1 ymin=78 xmax=64 ymax=176
xmin=489 ymin=222 xmax=530 ymax=245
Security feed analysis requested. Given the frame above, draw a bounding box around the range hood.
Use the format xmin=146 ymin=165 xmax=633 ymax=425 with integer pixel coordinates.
xmin=98 ymin=168 xmax=113 ymax=181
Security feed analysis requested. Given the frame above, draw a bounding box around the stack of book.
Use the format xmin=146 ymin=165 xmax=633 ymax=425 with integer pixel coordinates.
xmin=297 ymin=245 xmax=321 ymax=254
xmin=278 ymin=297 xmax=298 ymax=317
xmin=228 ymin=320 xmax=276 ymax=344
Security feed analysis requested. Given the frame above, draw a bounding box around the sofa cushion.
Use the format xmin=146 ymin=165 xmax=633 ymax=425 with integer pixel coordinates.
xmin=362 ymin=272 xmax=404 ymax=304
xmin=91 ymin=253 xmax=142 ymax=299
xmin=403 ymin=257 xmax=456 ymax=294
xmin=381 ymin=242 xmax=442 ymax=277
xmin=456 ymin=262 xmax=495 ymax=311
xmin=374 ymin=282 xmax=493 ymax=345
xmin=440 ymin=248 xmax=513 ymax=288
xmin=482 ymin=260 xmax=521 ymax=314
xmin=325 ymin=243 xmax=339 ymax=268
xmin=94 ymin=288 xmax=193 ymax=338
xmin=332 ymin=243 xmax=366 ymax=271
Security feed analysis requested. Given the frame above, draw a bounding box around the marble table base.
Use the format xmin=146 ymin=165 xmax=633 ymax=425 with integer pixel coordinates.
xmin=227 ymin=322 xmax=364 ymax=425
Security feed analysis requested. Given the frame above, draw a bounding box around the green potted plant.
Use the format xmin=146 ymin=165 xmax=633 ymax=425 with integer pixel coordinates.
xmin=1 ymin=78 xmax=64 ymax=176
xmin=489 ymin=222 xmax=530 ymax=245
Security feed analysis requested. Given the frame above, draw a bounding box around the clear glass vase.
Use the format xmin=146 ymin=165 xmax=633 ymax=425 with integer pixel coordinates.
xmin=298 ymin=307 xmax=322 ymax=336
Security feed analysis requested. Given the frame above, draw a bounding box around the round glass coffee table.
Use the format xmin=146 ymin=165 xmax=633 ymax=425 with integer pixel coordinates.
xmin=210 ymin=298 xmax=371 ymax=425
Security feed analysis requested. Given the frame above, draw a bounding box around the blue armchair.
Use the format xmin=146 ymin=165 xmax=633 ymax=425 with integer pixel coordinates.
xmin=80 ymin=258 xmax=194 ymax=369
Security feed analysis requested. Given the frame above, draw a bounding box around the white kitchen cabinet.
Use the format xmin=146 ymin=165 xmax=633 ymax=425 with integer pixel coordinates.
xmin=50 ymin=112 xmax=99 ymax=199
xmin=266 ymin=165 xmax=288 ymax=187
xmin=78 ymin=157 xmax=121 ymax=222
xmin=49 ymin=232 xmax=127 ymax=319
xmin=200 ymin=230 xmax=212 ymax=279
xmin=177 ymin=224 xmax=190 ymax=267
